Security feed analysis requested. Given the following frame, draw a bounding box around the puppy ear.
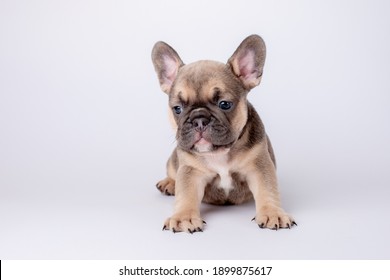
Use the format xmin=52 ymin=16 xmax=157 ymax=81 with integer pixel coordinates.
xmin=227 ymin=35 xmax=266 ymax=90
xmin=151 ymin=41 xmax=184 ymax=94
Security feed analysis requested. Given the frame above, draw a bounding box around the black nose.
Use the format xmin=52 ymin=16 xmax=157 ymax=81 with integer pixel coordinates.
xmin=192 ymin=117 xmax=209 ymax=132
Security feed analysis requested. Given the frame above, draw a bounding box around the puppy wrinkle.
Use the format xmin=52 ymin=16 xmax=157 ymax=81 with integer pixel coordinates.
xmin=174 ymin=61 xmax=246 ymax=103
xmin=182 ymin=61 xmax=222 ymax=97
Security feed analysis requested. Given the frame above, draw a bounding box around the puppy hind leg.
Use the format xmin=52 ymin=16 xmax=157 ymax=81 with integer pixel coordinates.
xmin=156 ymin=177 xmax=175 ymax=196
xmin=156 ymin=150 xmax=178 ymax=196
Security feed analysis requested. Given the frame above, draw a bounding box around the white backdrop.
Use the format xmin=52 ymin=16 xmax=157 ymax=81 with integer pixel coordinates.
xmin=1 ymin=0 xmax=389 ymax=259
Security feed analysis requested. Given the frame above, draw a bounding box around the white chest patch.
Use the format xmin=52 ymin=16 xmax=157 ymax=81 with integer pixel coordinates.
xmin=203 ymin=153 xmax=233 ymax=195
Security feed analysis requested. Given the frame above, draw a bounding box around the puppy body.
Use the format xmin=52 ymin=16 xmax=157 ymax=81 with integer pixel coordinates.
xmin=152 ymin=35 xmax=295 ymax=233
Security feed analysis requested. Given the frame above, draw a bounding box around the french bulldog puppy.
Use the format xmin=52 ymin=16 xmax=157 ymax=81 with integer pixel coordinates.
xmin=152 ymin=34 xmax=296 ymax=233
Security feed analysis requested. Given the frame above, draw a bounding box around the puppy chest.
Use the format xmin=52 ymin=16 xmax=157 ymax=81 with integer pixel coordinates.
xmin=202 ymin=158 xmax=252 ymax=205
xmin=204 ymin=154 xmax=234 ymax=195
xmin=215 ymin=167 xmax=233 ymax=194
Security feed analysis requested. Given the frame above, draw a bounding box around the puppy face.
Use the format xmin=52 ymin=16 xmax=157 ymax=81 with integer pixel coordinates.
xmin=169 ymin=61 xmax=248 ymax=153
xmin=152 ymin=35 xmax=266 ymax=154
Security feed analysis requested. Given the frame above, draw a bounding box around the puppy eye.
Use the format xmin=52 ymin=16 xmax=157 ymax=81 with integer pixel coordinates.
xmin=218 ymin=101 xmax=233 ymax=110
xmin=173 ymin=106 xmax=183 ymax=115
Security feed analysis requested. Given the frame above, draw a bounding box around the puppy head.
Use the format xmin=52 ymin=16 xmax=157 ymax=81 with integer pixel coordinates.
xmin=152 ymin=35 xmax=266 ymax=153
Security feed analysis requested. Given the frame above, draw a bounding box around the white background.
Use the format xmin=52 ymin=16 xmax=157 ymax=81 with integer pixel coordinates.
xmin=1 ymin=0 xmax=389 ymax=259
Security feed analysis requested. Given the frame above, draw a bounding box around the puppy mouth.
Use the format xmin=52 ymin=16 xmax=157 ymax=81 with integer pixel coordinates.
xmin=178 ymin=117 xmax=236 ymax=153
xmin=191 ymin=134 xmax=235 ymax=153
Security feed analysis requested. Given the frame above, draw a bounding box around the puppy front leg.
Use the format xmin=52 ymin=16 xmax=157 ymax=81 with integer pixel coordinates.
xmin=247 ymin=161 xmax=295 ymax=230
xmin=163 ymin=166 xmax=206 ymax=233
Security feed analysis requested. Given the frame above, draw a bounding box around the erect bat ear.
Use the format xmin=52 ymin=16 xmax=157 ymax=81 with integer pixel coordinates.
xmin=227 ymin=35 xmax=266 ymax=90
xmin=151 ymin=41 xmax=184 ymax=94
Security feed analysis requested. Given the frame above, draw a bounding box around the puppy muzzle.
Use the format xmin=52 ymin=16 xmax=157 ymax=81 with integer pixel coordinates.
xmin=189 ymin=108 xmax=211 ymax=132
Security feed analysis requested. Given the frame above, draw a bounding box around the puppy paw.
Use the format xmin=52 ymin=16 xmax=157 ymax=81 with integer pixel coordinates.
xmin=162 ymin=211 xmax=205 ymax=234
xmin=253 ymin=206 xmax=296 ymax=230
xmin=156 ymin=177 xmax=175 ymax=196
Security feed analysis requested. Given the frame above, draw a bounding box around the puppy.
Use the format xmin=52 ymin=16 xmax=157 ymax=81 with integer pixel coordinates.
xmin=152 ymin=34 xmax=295 ymax=233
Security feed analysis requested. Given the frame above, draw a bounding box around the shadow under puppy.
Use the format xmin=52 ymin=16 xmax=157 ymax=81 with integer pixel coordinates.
xmin=152 ymin=34 xmax=296 ymax=233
